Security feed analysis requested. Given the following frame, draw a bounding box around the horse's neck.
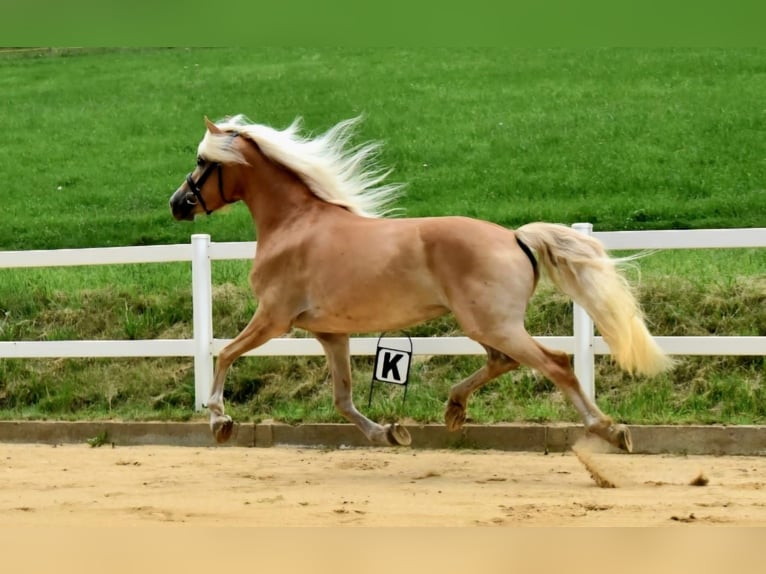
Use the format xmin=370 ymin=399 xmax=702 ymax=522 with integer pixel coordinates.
xmin=240 ymin=156 xmax=325 ymax=238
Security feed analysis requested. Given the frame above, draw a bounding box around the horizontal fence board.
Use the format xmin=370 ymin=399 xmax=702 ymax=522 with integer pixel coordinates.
xmin=218 ymin=336 xmax=575 ymax=356
xmin=0 ymin=340 xmax=195 ymax=358
xmin=208 ymin=241 xmax=257 ymax=260
xmin=0 ymin=244 xmax=192 ymax=268
xmin=647 ymin=336 xmax=764 ymax=356
xmin=593 ymin=336 xmax=765 ymax=355
xmin=595 ymin=228 xmax=766 ymax=250
xmin=4 ymin=335 xmax=761 ymax=359
xmin=2 ymin=229 xmax=763 ymax=269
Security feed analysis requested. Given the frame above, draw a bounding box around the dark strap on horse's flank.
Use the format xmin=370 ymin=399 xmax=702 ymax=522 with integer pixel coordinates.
xmin=515 ymin=235 xmax=539 ymax=281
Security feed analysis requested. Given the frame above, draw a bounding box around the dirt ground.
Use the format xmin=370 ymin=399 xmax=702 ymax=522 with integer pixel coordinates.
xmin=2 ymin=442 xmax=765 ymax=526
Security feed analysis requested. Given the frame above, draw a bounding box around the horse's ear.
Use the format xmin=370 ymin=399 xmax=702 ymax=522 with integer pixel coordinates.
xmin=204 ymin=116 xmax=223 ymax=134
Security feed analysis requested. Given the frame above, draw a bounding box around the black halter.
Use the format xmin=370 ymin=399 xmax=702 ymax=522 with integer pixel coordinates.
xmin=185 ymin=134 xmax=239 ymax=215
xmin=185 ymin=162 xmax=225 ymax=215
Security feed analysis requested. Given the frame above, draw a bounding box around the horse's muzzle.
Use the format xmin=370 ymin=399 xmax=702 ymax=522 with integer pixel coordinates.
xmin=169 ymin=190 xmax=197 ymax=221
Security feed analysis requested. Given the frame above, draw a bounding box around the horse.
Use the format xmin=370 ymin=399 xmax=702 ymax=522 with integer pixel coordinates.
xmin=169 ymin=114 xmax=672 ymax=453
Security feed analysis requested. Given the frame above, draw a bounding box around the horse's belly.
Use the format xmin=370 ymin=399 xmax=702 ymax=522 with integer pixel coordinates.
xmin=293 ymin=290 xmax=448 ymax=333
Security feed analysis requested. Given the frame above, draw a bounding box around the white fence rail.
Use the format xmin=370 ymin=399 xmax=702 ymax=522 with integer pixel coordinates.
xmin=1 ymin=226 xmax=764 ymax=410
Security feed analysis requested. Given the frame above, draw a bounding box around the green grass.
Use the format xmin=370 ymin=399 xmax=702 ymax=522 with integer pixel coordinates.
xmin=0 ymin=48 xmax=764 ymax=426
xmin=1 ymin=48 xmax=764 ymax=250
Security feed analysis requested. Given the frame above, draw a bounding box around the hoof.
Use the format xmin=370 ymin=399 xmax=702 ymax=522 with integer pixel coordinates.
xmin=444 ymin=399 xmax=466 ymax=432
xmin=211 ymin=415 xmax=234 ymax=444
xmin=386 ymin=423 xmax=412 ymax=446
xmin=588 ymin=421 xmax=633 ymax=453
xmin=612 ymin=424 xmax=633 ymax=453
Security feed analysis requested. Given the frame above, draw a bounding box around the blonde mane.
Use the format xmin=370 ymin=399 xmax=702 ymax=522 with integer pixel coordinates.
xmin=197 ymin=115 xmax=404 ymax=218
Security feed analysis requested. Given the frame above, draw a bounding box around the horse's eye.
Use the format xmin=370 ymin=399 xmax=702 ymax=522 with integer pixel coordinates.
xmin=196 ymin=156 xmax=205 ymax=166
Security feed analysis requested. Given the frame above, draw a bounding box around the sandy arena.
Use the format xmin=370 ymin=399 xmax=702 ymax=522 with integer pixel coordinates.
xmin=2 ymin=442 xmax=765 ymax=526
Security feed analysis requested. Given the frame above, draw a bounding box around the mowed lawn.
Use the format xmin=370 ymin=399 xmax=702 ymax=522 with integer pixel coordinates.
xmin=1 ymin=47 xmax=764 ymax=250
xmin=0 ymin=48 xmax=764 ymax=424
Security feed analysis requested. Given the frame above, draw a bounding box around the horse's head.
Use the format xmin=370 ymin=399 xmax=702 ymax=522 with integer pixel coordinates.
xmin=169 ymin=117 xmax=241 ymax=221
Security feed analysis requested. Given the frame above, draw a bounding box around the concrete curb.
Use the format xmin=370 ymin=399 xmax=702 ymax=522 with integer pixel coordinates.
xmin=1 ymin=421 xmax=765 ymax=455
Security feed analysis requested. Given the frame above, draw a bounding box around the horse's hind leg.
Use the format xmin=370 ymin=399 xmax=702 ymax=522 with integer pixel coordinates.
xmin=483 ymin=329 xmax=632 ymax=452
xmin=445 ymin=345 xmax=519 ymax=431
xmin=315 ymin=332 xmax=411 ymax=446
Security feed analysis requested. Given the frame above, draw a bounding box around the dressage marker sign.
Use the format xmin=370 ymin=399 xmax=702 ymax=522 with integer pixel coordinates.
xmin=368 ymin=334 xmax=413 ymax=407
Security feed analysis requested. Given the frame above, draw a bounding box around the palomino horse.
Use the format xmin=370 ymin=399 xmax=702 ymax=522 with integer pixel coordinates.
xmin=169 ymin=115 xmax=671 ymax=452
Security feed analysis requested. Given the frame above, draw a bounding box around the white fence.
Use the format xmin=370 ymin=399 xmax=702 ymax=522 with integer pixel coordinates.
xmin=1 ymin=225 xmax=764 ymax=410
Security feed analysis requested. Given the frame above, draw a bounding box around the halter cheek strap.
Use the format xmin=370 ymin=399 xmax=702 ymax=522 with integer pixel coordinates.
xmin=185 ymin=163 xmax=221 ymax=215
xmin=185 ymin=133 xmax=239 ymax=215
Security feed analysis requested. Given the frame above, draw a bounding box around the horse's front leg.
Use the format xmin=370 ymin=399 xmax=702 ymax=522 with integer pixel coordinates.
xmin=208 ymin=308 xmax=287 ymax=443
xmin=315 ymin=332 xmax=411 ymax=446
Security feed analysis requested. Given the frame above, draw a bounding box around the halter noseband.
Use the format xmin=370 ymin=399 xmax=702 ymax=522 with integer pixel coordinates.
xmin=185 ymin=133 xmax=239 ymax=215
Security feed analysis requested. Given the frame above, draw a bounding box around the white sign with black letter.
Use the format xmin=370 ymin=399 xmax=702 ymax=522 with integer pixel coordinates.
xmin=374 ymin=347 xmax=410 ymax=385
xmin=368 ymin=334 xmax=413 ymax=407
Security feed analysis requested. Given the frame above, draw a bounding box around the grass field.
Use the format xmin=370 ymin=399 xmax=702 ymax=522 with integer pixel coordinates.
xmin=0 ymin=48 xmax=764 ymax=426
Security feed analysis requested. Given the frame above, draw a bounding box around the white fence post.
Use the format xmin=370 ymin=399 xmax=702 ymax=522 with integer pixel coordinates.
xmin=191 ymin=234 xmax=214 ymax=411
xmin=572 ymin=223 xmax=595 ymax=401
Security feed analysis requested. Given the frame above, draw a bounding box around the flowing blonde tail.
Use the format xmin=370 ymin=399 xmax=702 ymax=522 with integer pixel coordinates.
xmin=515 ymin=222 xmax=672 ymax=376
